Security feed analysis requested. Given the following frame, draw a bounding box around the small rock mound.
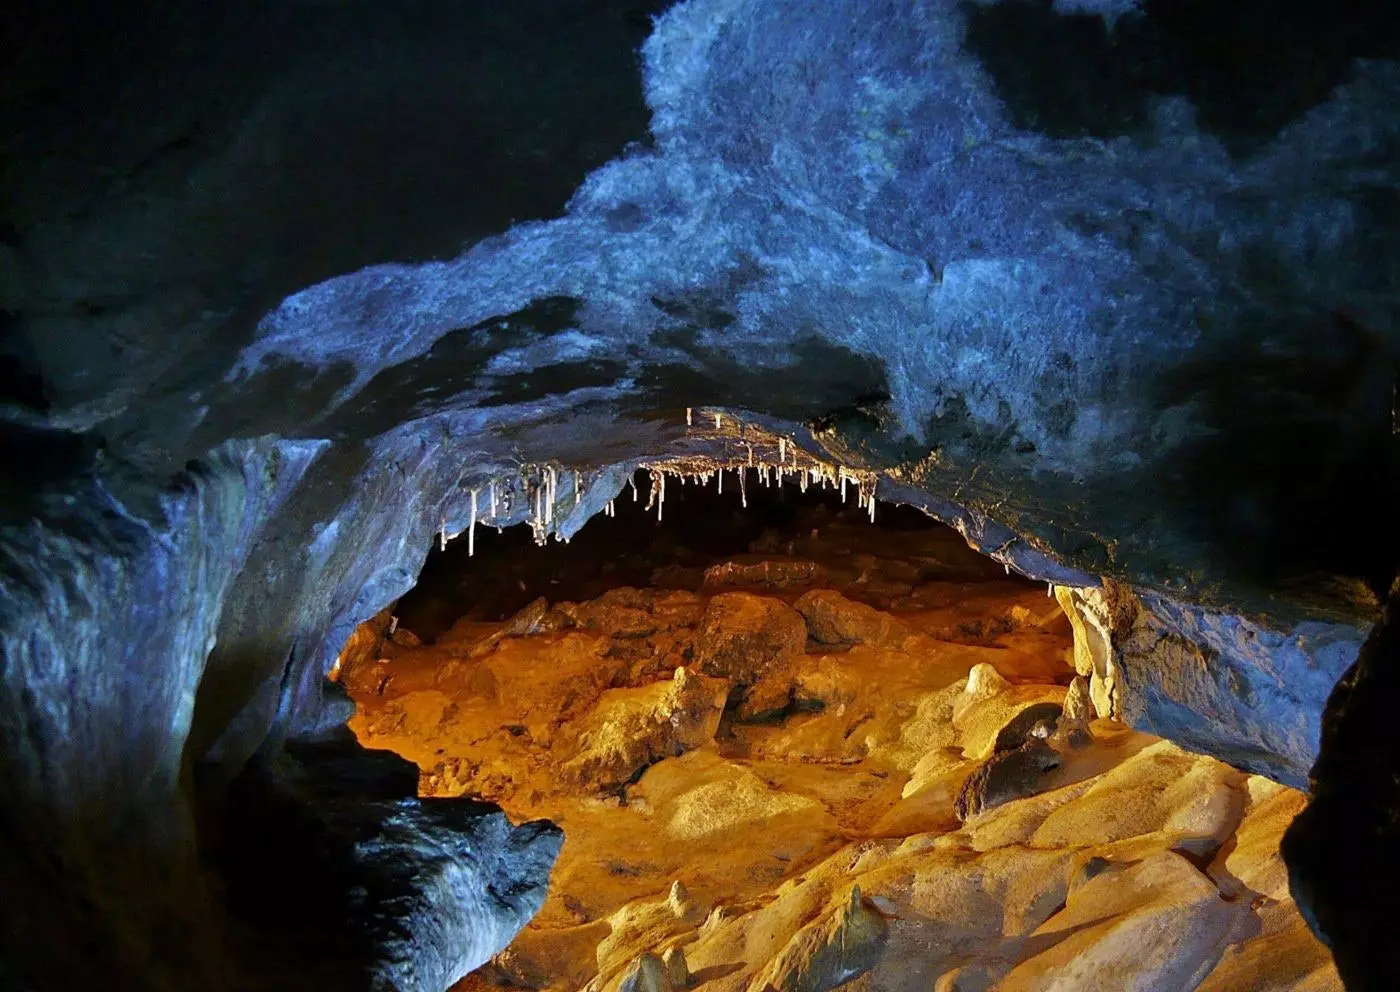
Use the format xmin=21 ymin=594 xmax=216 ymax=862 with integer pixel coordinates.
xmin=750 ymin=885 xmax=888 ymax=992
xmin=955 ymin=736 xmax=1063 ymax=822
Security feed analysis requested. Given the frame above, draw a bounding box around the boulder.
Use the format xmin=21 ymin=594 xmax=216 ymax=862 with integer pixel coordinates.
xmin=561 ymin=667 xmax=730 ymax=793
xmin=694 ymin=593 xmax=808 ymax=683
xmin=795 ymin=589 xmax=908 ymax=646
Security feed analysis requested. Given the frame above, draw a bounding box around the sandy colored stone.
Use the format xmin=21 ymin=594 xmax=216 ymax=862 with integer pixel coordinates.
xmin=491 ymin=920 xmax=613 ymax=990
xmin=795 ymin=589 xmax=909 ymax=646
xmin=694 ymin=592 xmax=808 ymax=684
xmin=1029 ymin=740 xmax=1246 ymax=856
xmin=995 ymin=852 xmax=1253 ymax=992
xmin=749 ymin=886 xmax=887 ymax=992
xmin=616 ymin=952 xmax=675 ymax=992
xmin=561 ymin=666 xmax=729 ymax=793
xmin=953 ymin=675 xmax=1069 ymax=760
xmin=340 ymin=570 xmax=1326 ymax=992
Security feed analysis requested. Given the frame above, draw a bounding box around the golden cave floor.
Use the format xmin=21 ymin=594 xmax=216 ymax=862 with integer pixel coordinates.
xmin=339 ymin=496 xmax=1338 ymax=992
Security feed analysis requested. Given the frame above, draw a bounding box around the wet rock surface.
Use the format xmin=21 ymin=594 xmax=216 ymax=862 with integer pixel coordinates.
xmin=342 ymin=503 xmax=1336 ymax=991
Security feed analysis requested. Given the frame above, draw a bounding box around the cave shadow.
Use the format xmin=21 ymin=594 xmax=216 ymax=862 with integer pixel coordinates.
xmin=1146 ymin=308 xmax=1397 ymax=598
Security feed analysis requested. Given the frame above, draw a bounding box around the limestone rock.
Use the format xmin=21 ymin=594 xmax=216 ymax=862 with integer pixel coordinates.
xmin=661 ymin=946 xmax=689 ymax=988
xmin=960 ymin=662 xmax=1009 ymax=706
xmin=1062 ymin=675 xmax=1092 ymax=725
xmin=1029 ymin=740 xmax=1246 ymax=856
xmin=618 ymin=953 xmax=675 ymax=992
xmin=561 ymin=667 xmax=730 ymax=793
xmin=749 ymin=886 xmax=887 ymax=992
xmin=991 ymin=702 xmax=1064 ymax=754
xmin=954 ymin=675 xmax=1068 ymax=760
xmin=704 ymin=559 xmax=828 ymax=590
xmin=955 ymin=740 xmax=1062 ymax=822
xmin=995 ymin=852 xmax=1253 ymax=992
xmin=695 ymin=592 xmax=808 ymax=682
xmin=795 ymin=589 xmax=907 ymax=646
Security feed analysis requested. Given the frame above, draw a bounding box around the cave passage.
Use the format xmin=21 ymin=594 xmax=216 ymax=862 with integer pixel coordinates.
xmin=336 ymin=473 xmax=1342 ymax=991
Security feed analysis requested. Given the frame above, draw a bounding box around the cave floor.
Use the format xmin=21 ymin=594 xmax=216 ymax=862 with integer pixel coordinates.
xmin=340 ymin=497 xmax=1338 ymax=991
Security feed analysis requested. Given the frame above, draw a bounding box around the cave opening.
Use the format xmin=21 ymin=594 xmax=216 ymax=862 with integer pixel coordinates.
xmin=323 ymin=454 xmax=1331 ymax=991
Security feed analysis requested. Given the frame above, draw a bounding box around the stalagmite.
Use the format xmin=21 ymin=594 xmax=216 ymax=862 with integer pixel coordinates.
xmin=686 ymin=407 xmax=692 ymax=426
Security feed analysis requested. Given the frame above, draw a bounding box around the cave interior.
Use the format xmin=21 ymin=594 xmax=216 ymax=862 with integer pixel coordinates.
xmin=2 ymin=0 xmax=1399 ymax=990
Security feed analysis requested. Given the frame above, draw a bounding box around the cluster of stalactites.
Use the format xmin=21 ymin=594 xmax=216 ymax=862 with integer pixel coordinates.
xmin=438 ymin=461 xmax=585 ymax=555
xmin=637 ymin=447 xmax=880 ymax=524
xmin=436 ymin=410 xmax=883 ymax=555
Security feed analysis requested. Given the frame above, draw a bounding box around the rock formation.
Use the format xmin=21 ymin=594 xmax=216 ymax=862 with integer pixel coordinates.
xmin=2 ymin=0 xmax=1396 ymax=986
xmin=343 ymin=503 xmax=1340 ymax=990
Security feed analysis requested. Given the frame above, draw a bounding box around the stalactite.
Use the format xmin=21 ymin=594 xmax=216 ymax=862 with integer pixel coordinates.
xmin=469 ymin=489 xmax=477 ymax=557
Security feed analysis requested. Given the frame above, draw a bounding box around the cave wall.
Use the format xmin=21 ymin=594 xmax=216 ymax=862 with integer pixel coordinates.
xmin=2 ymin=0 xmax=1398 ymax=987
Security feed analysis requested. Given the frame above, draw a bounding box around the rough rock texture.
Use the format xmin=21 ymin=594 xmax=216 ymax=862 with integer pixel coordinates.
xmin=218 ymin=736 xmax=562 ymax=991
xmin=561 ymin=666 xmax=730 ymax=793
xmin=348 ymin=525 xmax=1337 ymax=992
xmin=3 ymin=0 xmax=1398 ymax=985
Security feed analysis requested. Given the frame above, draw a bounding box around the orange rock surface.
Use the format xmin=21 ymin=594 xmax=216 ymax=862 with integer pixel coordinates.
xmin=342 ymin=510 xmax=1336 ymax=992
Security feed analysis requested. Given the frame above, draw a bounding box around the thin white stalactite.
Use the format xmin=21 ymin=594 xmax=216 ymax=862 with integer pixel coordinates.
xmin=630 ymin=473 xmax=638 ymax=502
xmin=748 ymin=444 xmax=754 ymax=466
xmin=779 ymin=438 xmax=786 ymax=463
xmin=718 ymin=469 xmax=723 ymax=495
xmin=740 ymin=467 xmax=747 ymax=508
xmin=469 ymin=489 xmax=477 ymax=557
xmin=440 ymin=517 xmax=446 ymax=552
xmin=489 ymin=480 xmax=497 ymax=519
